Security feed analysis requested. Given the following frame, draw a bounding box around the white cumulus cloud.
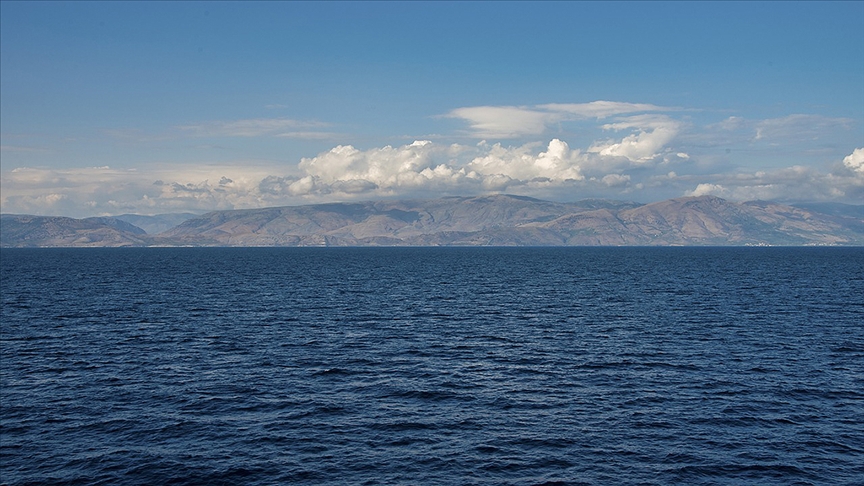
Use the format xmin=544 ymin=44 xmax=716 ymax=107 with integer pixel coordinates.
xmin=686 ymin=183 xmax=726 ymax=197
xmin=468 ymin=139 xmax=584 ymax=182
xmin=588 ymin=115 xmax=681 ymax=163
xmin=601 ymin=174 xmax=631 ymax=187
xmin=298 ymin=140 xmax=462 ymax=189
xmin=843 ymin=147 xmax=864 ymax=174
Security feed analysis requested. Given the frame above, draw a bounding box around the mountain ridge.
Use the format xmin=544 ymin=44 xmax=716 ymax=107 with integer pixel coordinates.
xmin=2 ymin=195 xmax=863 ymax=247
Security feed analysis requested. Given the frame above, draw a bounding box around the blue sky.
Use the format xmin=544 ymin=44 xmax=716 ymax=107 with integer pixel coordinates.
xmin=1 ymin=1 xmax=862 ymax=217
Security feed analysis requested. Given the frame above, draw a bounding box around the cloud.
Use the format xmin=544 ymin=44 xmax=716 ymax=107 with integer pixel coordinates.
xmin=601 ymin=173 xmax=631 ymax=187
xmin=0 ymin=145 xmax=52 ymax=154
xmin=587 ymin=115 xmax=682 ymax=163
xmin=843 ymin=147 xmax=864 ymax=174
xmin=275 ymin=131 xmax=340 ymax=140
xmin=5 ymin=192 xmax=68 ymax=213
xmin=446 ymin=100 xmax=673 ymax=139
xmin=1 ymin=164 xmax=285 ymax=216
xmin=4 ymin=140 xmax=860 ymax=218
xmin=177 ymin=117 xmax=330 ymax=137
xmin=294 ymin=140 xmax=485 ymax=196
xmin=296 ymin=138 xmax=589 ymax=197
xmin=682 ymin=163 xmax=862 ymax=202
xmin=2 ymin=105 xmax=860 ymax=217
xmin=468 ymin=139 xmax=584 ymax=182
xmin=446 ymin=106 xmax=556 ymax=138
xmin=537 ymin=101 xmax=671 ymax=118
xmin=7 ymin=165 xmax=123 ymax=186
xmin=686 ymin=183 xmax=726 ymax=197
xmin=714 ymin=116 xmax=747 ymax=132
xmin=753 ymin=114 xmax=854 ymax=142
xmin=95 ymin=118 xmax=338 ymax=144
xmin=1 ymin=139 xmax=622 ymax=216
xmin=300 ymin=140 xmax=442 ymax=186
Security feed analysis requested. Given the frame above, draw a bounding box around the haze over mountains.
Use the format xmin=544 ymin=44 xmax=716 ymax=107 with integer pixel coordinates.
xmin=2 ymin=195 xmax=863 ymax=247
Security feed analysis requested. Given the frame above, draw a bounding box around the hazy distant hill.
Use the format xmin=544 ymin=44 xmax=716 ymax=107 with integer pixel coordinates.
xmin=114 ymin=213 xmax=199 ymax=234
xmin=2 ymin=195 xmax=863 ymax=247
xmin=0 ymin=215 xmax=149 ymax=247
xmin=159 ymin=195 xmax=864 ymax=247
xmin=530 ymin=197 xmax=864 ymax=246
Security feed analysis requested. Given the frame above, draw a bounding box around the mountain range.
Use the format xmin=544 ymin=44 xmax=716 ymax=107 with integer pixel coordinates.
xmin=2 ymin=195 xmax=863 ymax=247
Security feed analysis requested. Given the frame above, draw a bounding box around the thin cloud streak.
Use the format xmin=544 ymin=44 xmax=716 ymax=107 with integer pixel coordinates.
xmin=0 ymin=145 xmax=52 ymax=154
xmin=538 ymin=101 xmax=673 ymax=118
xmin=176 ymin=118 xmax=331 ymax=138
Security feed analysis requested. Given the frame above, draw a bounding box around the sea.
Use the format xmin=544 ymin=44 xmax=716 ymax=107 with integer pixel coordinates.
xmin=1 ymin=247 xmax=862 ymax=485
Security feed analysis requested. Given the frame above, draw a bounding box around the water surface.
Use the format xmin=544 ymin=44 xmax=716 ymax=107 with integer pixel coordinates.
xmin=1 ymin=247 xmax=863 ymax=484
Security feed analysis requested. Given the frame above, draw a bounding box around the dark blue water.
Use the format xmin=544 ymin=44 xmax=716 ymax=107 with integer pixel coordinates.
xmin=1 ymin=247 xmax=863 ymax=485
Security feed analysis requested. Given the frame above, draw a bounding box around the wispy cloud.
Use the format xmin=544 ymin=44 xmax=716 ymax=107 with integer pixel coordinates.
xmin=0 ymin=145 xmax=52 ymax=154
xmin=177 ymin=117 xmax=331 ymax=138
xmin=102 ymin=128 xmax=177 ymax=143
xmin=446 ymin=101 xmax=675 ymax=139
xmin=538 ymin=101 xmax=673 ymax=119
xmin=753 ymin=114 xmax=854 ymax=142
xmin=275 ymin=131 xmax=342 ymax=140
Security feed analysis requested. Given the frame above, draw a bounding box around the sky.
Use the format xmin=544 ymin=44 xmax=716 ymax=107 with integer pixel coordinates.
xmin=1 ymin=1 xmax=862 ymax=218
